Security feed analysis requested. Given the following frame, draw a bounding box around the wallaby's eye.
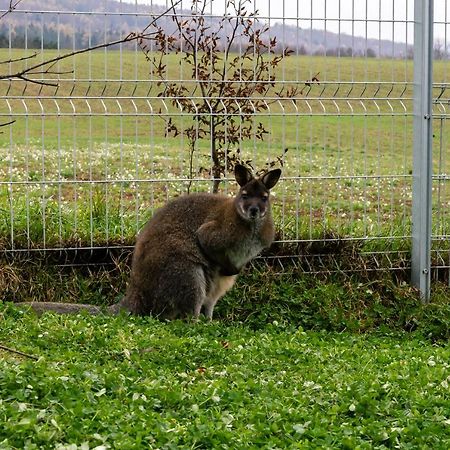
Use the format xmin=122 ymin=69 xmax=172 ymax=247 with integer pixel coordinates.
xmin=242 ymin=194 xmax=248 ymax=200
xmin=262 ymin=194 xmax=269 ymax=202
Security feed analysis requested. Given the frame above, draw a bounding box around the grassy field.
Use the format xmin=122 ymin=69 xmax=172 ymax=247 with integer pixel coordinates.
xmin=1 ymin=302 xmax=449 ymax=449
xmin=3 ymin=49 xmax=450 ymax=253
xmin=2 ymin=242 xmax=450 ymax=447
xmin=1 ymin=50 xmax=450 ymax=449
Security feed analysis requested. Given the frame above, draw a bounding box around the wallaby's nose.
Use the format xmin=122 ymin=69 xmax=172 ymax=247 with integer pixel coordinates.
xmin=249 ymin=206 xmax=259 ymax=218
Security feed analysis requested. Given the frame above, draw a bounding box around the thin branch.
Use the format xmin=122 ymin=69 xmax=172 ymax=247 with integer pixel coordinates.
xmin=0 ymin=343 xmax=39 ymax=360
xmin=23 ymin=69 xmax=74 ymax=76
xmin=0 ymin=119 xmax=16 ymax=127
xmin=141 ymin=0 xmax=182 ymax=34
xmin=0 ymin=1 xmax=182 ymax=86
xmin=169 ymin=0 xmax=206 ymax=99
xmin=187 ymin=139 xmax=196 ymax=194
xmin=195 ymin=0 xmax=210 ymax=100
xmin=0 ymin=0 xmax=25 ymax=20
xmin=170 ymin=0 xmax=196 ymax=51
xmin=0 ymin=119 xmax=16 ymax=132
xmin=16 ymin=74 xmax=59 ymax=87
xmin=0 ymin=51 xmax=38 ymax=65
xmin=0 ymin=33 xmax=139 ymax=83
xmin=214 ymin=0 xmax=244 ymax=110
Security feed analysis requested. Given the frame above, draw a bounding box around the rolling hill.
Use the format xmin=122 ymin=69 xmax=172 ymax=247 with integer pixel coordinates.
xmin=0 ymin=0 xmax=411 ymax=57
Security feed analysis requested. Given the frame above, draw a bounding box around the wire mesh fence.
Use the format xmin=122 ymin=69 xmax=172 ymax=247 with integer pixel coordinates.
xmin=0 ymin=0 xmax=447 ymax=293
xmin=433 ymin=0 xmax=450 ymax=287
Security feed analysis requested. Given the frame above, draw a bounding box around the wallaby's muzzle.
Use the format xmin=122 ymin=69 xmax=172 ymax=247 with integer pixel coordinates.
xmin=249 ymin=205 xmax=260 ymax=219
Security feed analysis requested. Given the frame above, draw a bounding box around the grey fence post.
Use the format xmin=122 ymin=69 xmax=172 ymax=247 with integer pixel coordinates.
xmin=412 ymin=0 xmax=434 ymax=301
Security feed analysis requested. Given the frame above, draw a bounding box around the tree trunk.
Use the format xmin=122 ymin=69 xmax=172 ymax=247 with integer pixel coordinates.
xmin=210 ymin=119 xmax=221 ymax=193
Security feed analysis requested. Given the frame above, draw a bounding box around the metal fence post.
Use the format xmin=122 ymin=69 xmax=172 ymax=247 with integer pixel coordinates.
xmin=412 ymin=0 xmax=434 ymax=301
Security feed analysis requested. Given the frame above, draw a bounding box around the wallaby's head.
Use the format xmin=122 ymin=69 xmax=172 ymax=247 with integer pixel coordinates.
xmin=234 ymin=164 xmax=281 ymax=222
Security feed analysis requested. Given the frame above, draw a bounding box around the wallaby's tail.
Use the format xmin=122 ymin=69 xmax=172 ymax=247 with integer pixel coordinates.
xmin=20 ymin=302 xmax=116 ymax=316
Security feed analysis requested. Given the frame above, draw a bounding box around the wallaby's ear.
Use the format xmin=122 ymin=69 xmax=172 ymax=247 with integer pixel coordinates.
xmin=261 ymin=168 xmax=281 ymax=190
xmin=235 ymin=164 xmax=254 ymax=187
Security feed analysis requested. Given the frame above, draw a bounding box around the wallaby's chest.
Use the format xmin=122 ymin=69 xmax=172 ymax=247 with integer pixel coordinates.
xmin=227 ymin=233 xmax=264 ymax=268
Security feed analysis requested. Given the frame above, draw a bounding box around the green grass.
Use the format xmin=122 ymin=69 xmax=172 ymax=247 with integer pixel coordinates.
xmin=1 ymin=302 xmax=449 ymax=449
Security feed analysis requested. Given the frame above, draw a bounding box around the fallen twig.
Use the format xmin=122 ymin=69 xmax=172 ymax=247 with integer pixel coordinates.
xmin=0 ymin=343 xmax=39 ymax=360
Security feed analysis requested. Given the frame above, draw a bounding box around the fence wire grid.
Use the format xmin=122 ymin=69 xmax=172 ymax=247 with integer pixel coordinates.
xmin=0 ymin=0 xmax=448 ymax=295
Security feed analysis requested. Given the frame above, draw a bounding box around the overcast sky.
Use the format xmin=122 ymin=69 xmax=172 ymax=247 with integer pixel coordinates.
xmin=122 ymin=0 xmax=449 ymax=43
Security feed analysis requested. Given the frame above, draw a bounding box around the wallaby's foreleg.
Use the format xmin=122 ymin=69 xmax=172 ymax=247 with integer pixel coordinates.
xmin=202 ymin=274 xmax=238 ymax=320
xmin=191 ymin=266 xmax=207 ymax=318
xmin=197 ymin=221 xmax=241 ymax=275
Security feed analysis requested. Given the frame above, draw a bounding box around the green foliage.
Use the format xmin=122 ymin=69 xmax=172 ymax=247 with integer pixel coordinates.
xmin=218 ymin=267 xmax=450 ymax=341
xmin=2 ymin=255 xmax=450 ymax=342
xmin=1 ymin=304 xmax=449 ymax=449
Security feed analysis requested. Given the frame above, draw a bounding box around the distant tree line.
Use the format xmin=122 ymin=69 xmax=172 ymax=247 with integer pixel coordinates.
xmin=0 ymin=28 xmax=384 ymax=59
xmin=0 ymin=24 xmax=116 ymax=50
xmin=1 ymin=21 xmax=447 ymax=60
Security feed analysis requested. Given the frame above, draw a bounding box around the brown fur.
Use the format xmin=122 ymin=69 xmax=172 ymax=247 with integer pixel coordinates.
xmin=21 ymin=165 xmax=281 ymax=320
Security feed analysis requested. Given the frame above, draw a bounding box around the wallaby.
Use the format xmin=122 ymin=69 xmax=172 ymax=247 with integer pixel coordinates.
xmin=22 ymin=164 xmax=281 ymax=320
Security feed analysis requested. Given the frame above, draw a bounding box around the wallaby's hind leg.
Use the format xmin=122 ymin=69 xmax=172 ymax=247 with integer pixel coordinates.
xmin=152 ymin=263 xmax=207 ymax=319
xmin=122 ymin=262 xmax=207 ymax=319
